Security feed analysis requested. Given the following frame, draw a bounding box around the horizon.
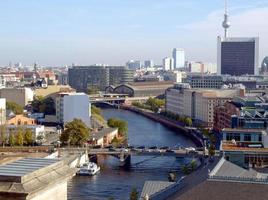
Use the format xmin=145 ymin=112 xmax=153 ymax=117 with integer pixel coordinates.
xmin=1 ymin=0 xmax=268 ymax=66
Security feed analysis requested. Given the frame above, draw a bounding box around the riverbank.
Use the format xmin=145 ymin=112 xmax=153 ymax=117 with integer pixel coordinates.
xmin=121 ymin=105 xmax=204 ymax=147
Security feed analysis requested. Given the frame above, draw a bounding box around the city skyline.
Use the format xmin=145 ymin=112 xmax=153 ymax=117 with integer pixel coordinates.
xmin=0 ymin=0 xmax=268 ymax=66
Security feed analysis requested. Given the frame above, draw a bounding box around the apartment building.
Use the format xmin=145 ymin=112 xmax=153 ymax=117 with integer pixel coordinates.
xmin=166 ymin=83 xmax=243 ymax=127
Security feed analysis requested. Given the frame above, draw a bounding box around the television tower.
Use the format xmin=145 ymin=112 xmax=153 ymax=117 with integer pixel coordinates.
xmin=222 ymin=0 xmax=231 ymax=38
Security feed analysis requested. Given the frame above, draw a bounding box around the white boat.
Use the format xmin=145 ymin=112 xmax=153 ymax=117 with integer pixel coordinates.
xmin=76 ymin=162 xmax=100 ymax=176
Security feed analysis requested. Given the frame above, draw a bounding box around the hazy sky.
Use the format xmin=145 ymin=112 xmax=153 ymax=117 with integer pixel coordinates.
xmin=0 ymin=0 xmax=268 ymax=66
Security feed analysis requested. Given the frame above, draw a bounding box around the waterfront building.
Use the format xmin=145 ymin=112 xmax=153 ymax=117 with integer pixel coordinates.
xmin=88 ymin=128 xmax=118 ymax=147
xmin=0 ymin=88 xmax=33 ymax=106
xmin=183 ymin=74 xmax=223 ymax=89
xmin=166 ymin=84 xmax=243 ymax=127
xmin=111 ymin=81 xmax=174 ymax=97
xmin=0 ymin=158 xmax=76 ymax=200
xmin=68 ymin=66 xmax=134 ymax=92
xmin=163 ymin=57 xmax=174 ymax=71
xmin=166 ymin=157 xmax=268 ymax=200
xmin=144 ymin=60 xmax=154 ymax=68
xmin=172 ymin=48 xmax=185 ymax=69
xmin=213 ymin=96 xmax=268 ymax=132
xmin=217 ymin=37 xmax=259 ymax=76
xmin=56 ymin=92 xmax=91 ymax=126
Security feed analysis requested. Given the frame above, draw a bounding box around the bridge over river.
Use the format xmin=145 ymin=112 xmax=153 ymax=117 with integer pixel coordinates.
xmin=60 ymin=147 xmax=205 ymax=167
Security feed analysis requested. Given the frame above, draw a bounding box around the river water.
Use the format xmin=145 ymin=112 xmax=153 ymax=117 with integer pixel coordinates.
xmin=68 ymin=108 xmax=195 ymax=200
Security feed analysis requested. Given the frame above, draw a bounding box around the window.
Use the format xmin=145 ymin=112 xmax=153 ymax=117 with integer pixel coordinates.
xmin=244 ymin=134 xmax=251 ymax=142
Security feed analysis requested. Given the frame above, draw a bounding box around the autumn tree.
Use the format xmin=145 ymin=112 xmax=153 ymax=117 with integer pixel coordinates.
xmin=24 ymin=129 xmax=33 ymax=145
xmin=60 ymin=119 xmax=90 ymax=146
xmin=16 ymin=128 xmax=24 ymax=146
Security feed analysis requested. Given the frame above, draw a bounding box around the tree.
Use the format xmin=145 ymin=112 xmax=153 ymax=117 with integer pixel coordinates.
xmin=9 ymin=133 xmax=15 ymax=146
xmin=32 ymin=96 xmax=44 ymax=113
xmin=107 ymin=118 xmax=128 ymax=136
xmin=129 ymin=188 xmax=138 ymax=200
xmin=43 ymin=97 xmax=56 ymax=115
xmin=91 ymin=105 xmax=102 ymax=115
xmin=16 ymin=128 xmax=24 ymax=146
xmin=60 ymin=119 xmax=90 ymax=146
xmin=87 ymin=86 xmax=99 ymax=95
xmin=190 ymin=160 xmax=197 ymax=171
xmin=185 ymin=117 xmax=193 ymax=126
xmin=0 ymin=125 xmax=6 ymax=147
xmin=6 ymin=101 xmax=23 ymax=114
xmin=24 ymin=129 xmax=33 ymax=145
xmin=31 ymin=96 xmax=55 ymax=115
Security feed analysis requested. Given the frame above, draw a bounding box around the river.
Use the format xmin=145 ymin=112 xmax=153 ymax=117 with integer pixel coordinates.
xmin=68 ymin=108 xmax=195 ymax=200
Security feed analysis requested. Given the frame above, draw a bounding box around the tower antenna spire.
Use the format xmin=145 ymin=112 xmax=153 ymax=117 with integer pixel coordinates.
xmin=222 ymin=0 xmax=231 ymax=38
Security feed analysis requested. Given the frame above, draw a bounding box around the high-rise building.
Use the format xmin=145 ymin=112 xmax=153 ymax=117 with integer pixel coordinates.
xmin=144 ymin=60 xmax=154 ymax=68
xmin=172 ymin=48 xmax=185 ymax=69
xmin=217 ymin=37 xmax=259 ymax=76
xmin=68 ymin=66 xmax=134 ymax=92
xmin=217 ymin=0 xmax=259 ymax=76
xmin=126 ymin=60 xmax=142 ymax=69
xmin=163 ymin=57 xmax=174 ymax=71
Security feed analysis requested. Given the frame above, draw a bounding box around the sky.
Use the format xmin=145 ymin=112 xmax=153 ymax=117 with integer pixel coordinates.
xmin=0 ymin=0 xmax=268 ymax=66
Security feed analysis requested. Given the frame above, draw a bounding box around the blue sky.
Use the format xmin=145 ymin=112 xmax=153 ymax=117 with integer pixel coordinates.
xmin=0 ymin=0 xmax=268 ymax=66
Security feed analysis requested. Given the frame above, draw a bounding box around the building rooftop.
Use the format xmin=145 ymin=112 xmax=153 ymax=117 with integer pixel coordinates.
xmin=140 ymin=181 xmax=175 ymax=199
xmin=209 ymin=157 xmax=267 ymax=180
xmin=0 ymin=158 xmax=59 ymax=183
xmin=221 ymin=142 xmax=268 ymax=152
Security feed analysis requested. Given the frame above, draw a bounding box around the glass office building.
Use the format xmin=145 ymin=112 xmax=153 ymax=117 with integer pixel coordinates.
xmin=217 ymin=37 xmax=259 ymax=76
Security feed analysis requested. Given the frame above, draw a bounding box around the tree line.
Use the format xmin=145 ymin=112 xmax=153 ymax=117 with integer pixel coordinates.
xmin=0 ymin=126 xmax=34 ymax=146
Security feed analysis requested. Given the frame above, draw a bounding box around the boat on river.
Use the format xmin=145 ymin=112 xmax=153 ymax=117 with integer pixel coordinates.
xmin=77 ymin=162 xmax=100 ymax=176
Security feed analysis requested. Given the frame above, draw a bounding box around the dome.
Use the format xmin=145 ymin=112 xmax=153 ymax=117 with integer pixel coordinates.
xmin=261 ymin=57 xmax=268 ymax=74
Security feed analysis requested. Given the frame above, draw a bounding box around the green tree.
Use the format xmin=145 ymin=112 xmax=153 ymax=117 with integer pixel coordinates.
xmin=108 ymin=118 xmax=128 ymax=136
xmin=185 ymin=117 xmax=193 ymax=126
xmin=6 ymin=101 xmax=23 ymax=114
xmin=0 ymin=125 xmax=6 ymax=147
xmin=181 ymin=165 xmax=190 ymax=175
xmin=9 ymin=132 xmax=15 ymax=146
xmin=24 ymin=129 xmax=33 ymax=145
xmin=129 ymin=188 xmax=138 ymax=200
xmin=16 ymin=128 xmax=24 ymax=146
xmin=91 ymin=105 xmax=102 ymax=115
xmin=43 ymin=97 xmax=56 ymax=115
xmin=31 ymin=96 xmax=55 ymax=115
xmin=190 ymin=160 xmax=197 ymax=171
xmin=32 ymin=96 xmax=44 ymax=113
xmin=60 ymin=119 xmax=90 ymax=146
xmin=87 ymin=86 xmax=99 ymax=95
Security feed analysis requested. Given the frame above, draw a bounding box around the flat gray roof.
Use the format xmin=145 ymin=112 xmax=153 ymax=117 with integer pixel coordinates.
xmin=0 ymin=158 xmax=60 ymax=183
xmin=140 ymin=181 xmax=175 ymax=199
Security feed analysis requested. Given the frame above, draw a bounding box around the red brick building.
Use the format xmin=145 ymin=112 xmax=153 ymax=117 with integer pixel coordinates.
xmin=213 ymin=101 xmax=241 ymax=132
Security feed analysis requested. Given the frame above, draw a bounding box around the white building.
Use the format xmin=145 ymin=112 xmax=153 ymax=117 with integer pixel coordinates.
xmin=188 ymin=62 xmax=217 ymax=74
xmin=172 ymin=48 xmax=185 ymax=69
xmin=0 ymin=98 xmax=6 ymax=125
xmin=163 ymin=57 xmax=174 ymax=71
xmin=166 ymin=84 xmax=243 ymax=127
xmin=56 ymin=93 xmax=91 ymax=126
